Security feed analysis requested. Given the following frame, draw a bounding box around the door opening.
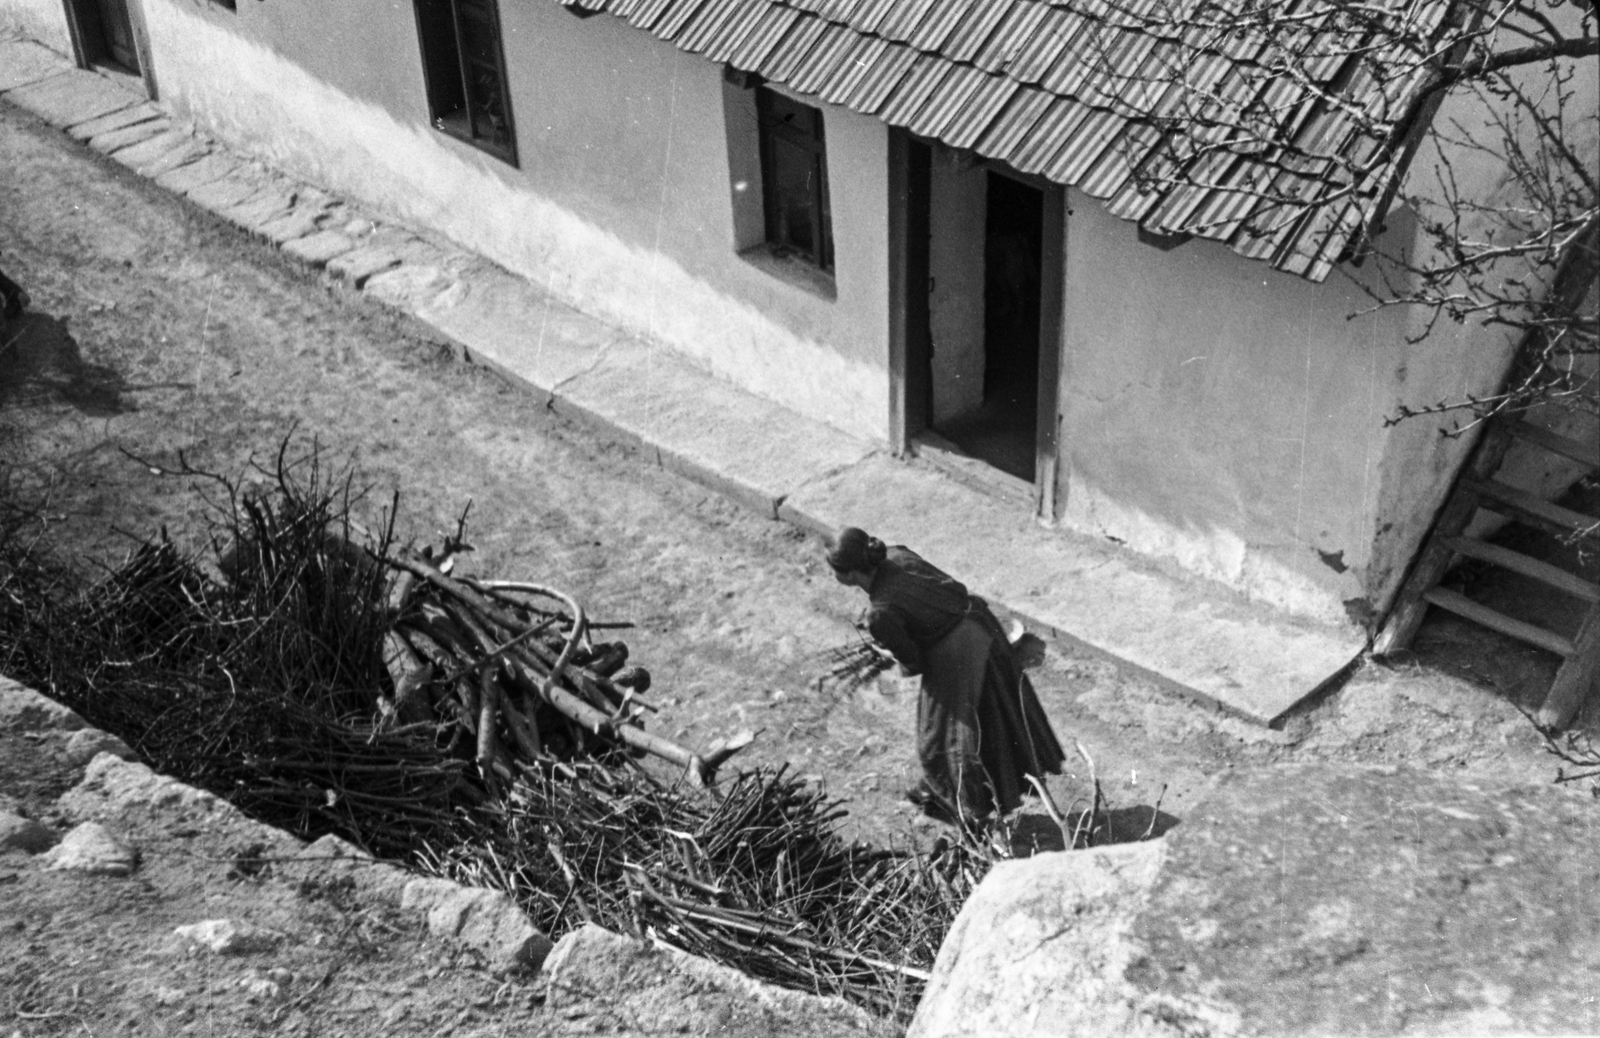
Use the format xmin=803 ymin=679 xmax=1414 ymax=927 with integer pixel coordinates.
xmin=891 ymin=132 xmax=1062 ymax=511
xmin=71 ymin=0 xmax=142 ymax=75
xmin=929 ymin=170 xmax=1043 ymax=483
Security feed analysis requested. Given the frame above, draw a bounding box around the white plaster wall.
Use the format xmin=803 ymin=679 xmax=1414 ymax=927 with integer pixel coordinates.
xmin=133 ymin=0 xmax=891 ymax=443
xmin=1054 ymin=15 xmax=1595 ymax=627
xmin=0 ymin=0 xmax=71 ymax=56
xmin=928 ymin=159 xmax=987 ymax=424
xmin=1057 ymin=188 xmax=1414 ymax=625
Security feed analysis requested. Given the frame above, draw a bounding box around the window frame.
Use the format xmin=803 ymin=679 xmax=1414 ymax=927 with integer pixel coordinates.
xmin=413 ymin=0 xmax=519 ymax=166
xmin=755 ymin=87 xmax=834 ymax=273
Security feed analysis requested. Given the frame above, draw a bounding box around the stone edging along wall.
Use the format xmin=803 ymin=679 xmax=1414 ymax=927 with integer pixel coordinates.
xmin=0 ymin=673 xmax=550 ymax=971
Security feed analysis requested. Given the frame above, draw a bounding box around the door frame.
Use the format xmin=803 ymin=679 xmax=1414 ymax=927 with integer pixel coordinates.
xmin=62 ymin=0 xmax=158 ymax=99
xmin=887 ymin=128 xmax=1065 ymax=521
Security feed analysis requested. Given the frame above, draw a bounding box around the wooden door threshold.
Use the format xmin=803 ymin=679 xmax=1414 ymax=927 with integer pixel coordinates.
xmin=910 ymin=432 xmax=1033 ymax=510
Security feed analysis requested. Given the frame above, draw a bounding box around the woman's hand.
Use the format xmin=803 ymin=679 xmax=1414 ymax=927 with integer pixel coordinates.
xmin=890 ymin=667 xmax=920 ymax=696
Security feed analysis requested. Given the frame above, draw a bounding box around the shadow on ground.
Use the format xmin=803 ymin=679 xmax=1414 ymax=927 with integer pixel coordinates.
xmin=0 ymin=311 xmax=127 ymax=415
xmin=1006 ymin=803 xmax=1180 ymax=856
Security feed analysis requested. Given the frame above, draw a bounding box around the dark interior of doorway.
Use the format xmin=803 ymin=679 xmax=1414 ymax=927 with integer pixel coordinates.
xmin=72 ymin=0 xmax=142 ymax=75
xmin=931 ymin=171 xmax=1042 ymax=482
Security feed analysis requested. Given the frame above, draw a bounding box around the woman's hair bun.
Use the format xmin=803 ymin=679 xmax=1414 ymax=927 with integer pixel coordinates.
xmin=827 ymin=526 xmax=885 ymax=572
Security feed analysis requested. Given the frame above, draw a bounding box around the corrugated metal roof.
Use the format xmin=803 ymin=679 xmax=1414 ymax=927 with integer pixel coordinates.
xmin=553 ymin=0 xmax=1448 ymax=279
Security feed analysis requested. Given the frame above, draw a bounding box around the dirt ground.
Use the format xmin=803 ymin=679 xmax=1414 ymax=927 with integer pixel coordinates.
xmin=2 ymin=91 xmax=1598 ymax=1034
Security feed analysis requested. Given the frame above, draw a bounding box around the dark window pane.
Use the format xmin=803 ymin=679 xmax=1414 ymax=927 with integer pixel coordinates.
xmin=771 ymin=138 xmax=819 ymax=255
xmin=763 ymin=91 xmax=819 ymax=141
xmin=417 ymin=0 xmax=466 ymax=122
xmin=415 ymin=0 xmax=514 ymax=161
xmin=457 ymin=6 xmax=499 ymax=67
xmin=757 ymin=87 xmax=833 ymax=271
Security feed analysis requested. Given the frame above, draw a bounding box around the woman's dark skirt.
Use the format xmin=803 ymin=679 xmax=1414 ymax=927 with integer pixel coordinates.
xmin=916 ymin=598 xmax=1065 ymax=820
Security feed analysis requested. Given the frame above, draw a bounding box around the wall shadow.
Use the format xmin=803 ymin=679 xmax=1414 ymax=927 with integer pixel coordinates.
xmin=0 ymin=312 xmax=128 ymax=416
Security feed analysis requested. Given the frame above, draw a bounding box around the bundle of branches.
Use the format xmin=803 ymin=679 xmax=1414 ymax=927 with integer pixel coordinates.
xmin=423 ymin=761 xmax=985 ymax=1019
xmin=810 ymin=637 xmax=896 ymax=693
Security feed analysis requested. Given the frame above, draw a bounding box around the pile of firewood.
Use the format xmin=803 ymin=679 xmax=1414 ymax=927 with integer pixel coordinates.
xmin=377 ymin=539 xmax=751 ymax=789
xmin=0 ymin=442 xmax=989 ymax=1023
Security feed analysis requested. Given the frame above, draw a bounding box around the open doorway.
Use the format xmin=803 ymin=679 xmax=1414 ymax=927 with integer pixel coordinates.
xmin=891 ymin=134 xmax=1062 ymax=509
xmin=918 ymin=162 xmax=1044 ymax=482
xmin=931 ymin=172 xmax=1042 ymax=481
xmin=70 ymin=0 xmax=143 ymax=76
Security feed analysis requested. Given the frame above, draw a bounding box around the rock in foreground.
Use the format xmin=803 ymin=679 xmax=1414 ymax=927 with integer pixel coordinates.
xmin=544 ymin=923 xmax=898 ymax=1037
xmin=43 ymin=821 xmax=137 ymax=876
xmin=911 ymin=763 xmax=1600 ymax=1037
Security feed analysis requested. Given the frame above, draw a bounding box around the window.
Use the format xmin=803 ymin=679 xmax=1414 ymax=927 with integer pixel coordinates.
xmin=413 ymin=0 xmax=517 ymax=164
xmin=757 ymin=88 xmax=833 ymax=272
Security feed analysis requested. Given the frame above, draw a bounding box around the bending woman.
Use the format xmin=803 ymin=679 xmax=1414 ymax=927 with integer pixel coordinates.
xmin=826 ymin=527 xmax=1065 ymax=824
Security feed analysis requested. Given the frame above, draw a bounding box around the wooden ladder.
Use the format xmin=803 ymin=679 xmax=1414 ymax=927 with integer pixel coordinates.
xmin=1374 ymin=419 xmax=1600 ymax=730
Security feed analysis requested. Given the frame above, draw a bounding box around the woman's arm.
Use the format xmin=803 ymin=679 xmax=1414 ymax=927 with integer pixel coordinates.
xmin=867 ymin=607 xmax=923 ymax=676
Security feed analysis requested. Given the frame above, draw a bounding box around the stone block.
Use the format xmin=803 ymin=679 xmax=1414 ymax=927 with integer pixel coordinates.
xmin=6 ymin=67 xmax=140 ymax=126
xmin=543 ymin=924 xmax=894 ymax=1037
xmin=256 ymin=206 xmax=323 ymax=246
xmin=222 ymin=189 xmax=297 ymax=232
xmin=326 ymin=245 xmax=402 ymax=287
xmin=43 ymin=821 xmax=138 ymax=876
xmin=282 ymin=229 xmax=356 ymax=267
xmin=106 ymin=128 xmax=188 ymax=168
xmin=155 ymin=151 xmax=240 ymax=196
xmin=292 ymin=833 xmax=408 ymax=901
xmin=910 ymin=764 xmax=1600 ymax=1038
xmin=88 ymin=117 xmax=170 ymax=154
xmin=67 ymin=100 xmax=161 ymax=140
xmin=401 ymin=876 xmax=552 ymax=973
xmin=364 ymin=264 xmax=454 ymax=311
xmin=0 ymin=40 xmax=73 ymax=92
xmin=0 ymin=676 xmax=86 ymax=731
xmin=63 ymin=729 xmax=137 ymax=766
xmin=136 ymin=139 xmax=210 ymax=180
xmin=56 ymin=754 xmax=299 ymax=856
xmin=186 ymin=171 xmax=272 ymax=218
xmin=0 ymin=811 xmax=56 ymax=854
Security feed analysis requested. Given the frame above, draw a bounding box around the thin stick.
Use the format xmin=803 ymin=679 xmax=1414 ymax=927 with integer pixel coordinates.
xmin=1140 ymin=783 xmax=1168 ymax=841
xmin=437 ymin=617 xmax=557 ymax=686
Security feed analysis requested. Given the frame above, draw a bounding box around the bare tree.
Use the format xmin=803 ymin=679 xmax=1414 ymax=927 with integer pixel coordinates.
xmin=1064 ymin=0 xmax=1598 ymax=429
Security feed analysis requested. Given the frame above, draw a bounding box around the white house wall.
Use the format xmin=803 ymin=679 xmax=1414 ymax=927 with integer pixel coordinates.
xmin=1054 ymin=192 xmax=1519 ymax=626
xmin=0 ymin=0 xmax=71 ymax=58
xmin=124 ymin=0 xmax=891 ymax=442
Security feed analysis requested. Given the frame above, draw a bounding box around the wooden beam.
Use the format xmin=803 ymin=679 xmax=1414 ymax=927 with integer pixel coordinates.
xmin=1441 ymin=536 xmax=1600 ymax=603
xmin=1538 ymin=605 xmax=1600 ymax=730
xmin=1033 ymin=185 xmax=1066 ymax=522
xmin=1508 ymin=420 xmax=1600 ymax=470
xmin=1420 ymin=587 xmax=1575 ymax=658
xmin=886 ymin=127 xmax=909 ymax=457
xmin=1467 ymin=478 xmax=1600 ymax=540
xmin=1373 ymin=424 xmax=1517 ymax=656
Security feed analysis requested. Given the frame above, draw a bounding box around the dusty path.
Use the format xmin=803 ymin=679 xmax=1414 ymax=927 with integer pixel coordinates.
xmin=0 ymin=92 xmax=1580 ymax=867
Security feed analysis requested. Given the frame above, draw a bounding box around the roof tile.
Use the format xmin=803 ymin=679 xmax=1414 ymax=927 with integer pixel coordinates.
xmin=557 ymin=0 xmax=1440 ymax=280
